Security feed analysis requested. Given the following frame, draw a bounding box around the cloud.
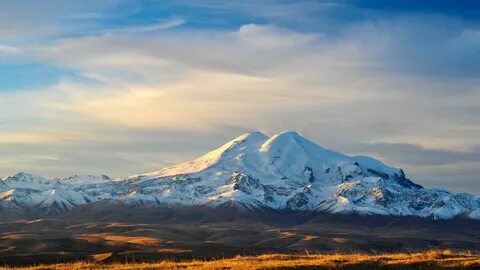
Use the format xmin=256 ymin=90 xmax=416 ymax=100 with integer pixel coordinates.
xmin=116 ymin=16 xmax=186 ymax=33
xmin=352 ymin=142 xmax=480 ymax=166
xmin=17 ymin=24 xmax=377 ymax=133
xmin=409 ymin=162 xmax=480 ymax=194
xmin=4 ymin=22 xmax=480 ymax=147
xmin=237 ymin=24 xmax=320 ymax=48
xmin=342 ymin=15 xmax=480 ymax=78
xmin=0 ymin=0 xmax=131 ymax=39
xmin=0 ymin=44 xmax=19 ymax=54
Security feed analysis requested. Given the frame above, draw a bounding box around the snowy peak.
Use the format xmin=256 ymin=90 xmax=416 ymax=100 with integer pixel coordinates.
xmin=1 ymin=172 xmax=58 ymax=190
xmin=259 ymin=131 xmax=312 ymax=160
xmin=0 ymin=173 xmax=113 ymax=214
xmin=142 ymin=131 xmax=269 ymax=177
xmin=200 ymin=131 xmax=269 ymax=163
xmin=222 ymin=131 xmax=269 ymax=151
xmin=61 ymin=175 xmax=112 ymax=186
xmin=125 ymin=131 xmax=477 ymax=219
xmin=0 ymin=131 xmax=479 ymax=220
xmin=4 ymin=172 xmax=48 ymax=182
xmin=139 ymin=131 xmax=405 ymax=187
xmin=260 ymin=131 xmax=314 ymax=153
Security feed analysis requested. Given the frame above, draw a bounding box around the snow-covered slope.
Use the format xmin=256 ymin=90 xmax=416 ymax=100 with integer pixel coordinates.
xmin=1 ymin=132 xmax=479 ymax=219
xmin=0 ymin=173 xmax=113 ymax=214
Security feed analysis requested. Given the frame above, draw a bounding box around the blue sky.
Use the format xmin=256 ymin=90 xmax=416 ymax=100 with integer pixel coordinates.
xmin=0 ymin=0 xmax=479 ymax=193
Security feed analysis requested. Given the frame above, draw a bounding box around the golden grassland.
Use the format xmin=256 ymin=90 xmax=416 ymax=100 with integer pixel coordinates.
xmin=2 ymin=250 xmax=480 ymax=270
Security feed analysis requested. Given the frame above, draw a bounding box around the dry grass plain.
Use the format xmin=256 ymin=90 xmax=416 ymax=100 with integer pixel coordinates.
xmin=2 ymin=250 xmax=479 ymax=270
xmin=1 ymin=208 xmax=480 ymax=269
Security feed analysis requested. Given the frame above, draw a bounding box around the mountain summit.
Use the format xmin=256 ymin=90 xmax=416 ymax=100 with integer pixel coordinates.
xmin=1 ymin=132 xmax=479 ymax=219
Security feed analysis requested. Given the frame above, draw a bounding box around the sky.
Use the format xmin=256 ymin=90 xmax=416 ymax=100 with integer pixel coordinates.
xmin=0 ymin=0 xmax=479 ymax=194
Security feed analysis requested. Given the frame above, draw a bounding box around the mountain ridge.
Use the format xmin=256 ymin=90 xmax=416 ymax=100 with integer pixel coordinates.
xmin=1 ymin=131 xmax=479 ymax=220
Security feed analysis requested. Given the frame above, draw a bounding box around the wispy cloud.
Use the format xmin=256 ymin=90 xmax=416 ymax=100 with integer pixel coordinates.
xmin=119 ymin=16 xmax=186 ymax=33
xmin=0 ymin=44 xmax=19 ymax=54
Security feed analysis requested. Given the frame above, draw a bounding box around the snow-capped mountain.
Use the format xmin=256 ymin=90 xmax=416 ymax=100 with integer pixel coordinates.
xmin=1 ymin=131 xmax=479 ymax=220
